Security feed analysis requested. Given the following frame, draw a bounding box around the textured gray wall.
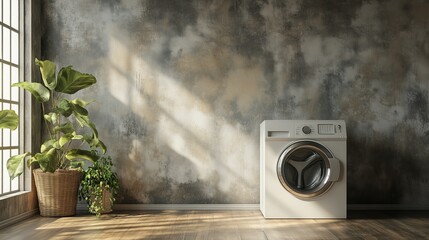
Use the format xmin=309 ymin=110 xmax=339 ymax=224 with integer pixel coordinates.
xmin=41 ymin=0 xmax=429 ymax=204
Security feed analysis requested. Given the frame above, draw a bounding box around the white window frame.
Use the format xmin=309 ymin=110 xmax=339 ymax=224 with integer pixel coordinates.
xmin=0 ymin=0 xmax=26 ymax=198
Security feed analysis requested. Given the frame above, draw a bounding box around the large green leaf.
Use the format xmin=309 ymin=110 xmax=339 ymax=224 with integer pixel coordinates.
xmin=70 ymin=98 xmax=94 ymax=107
xmin=0 ymin=110 xmax=19 ymax=130
xmin=35 ymin=58 xmax=57 ymax=90
xmin=7 ymin=152 xmax=31 ymax=179
xmin=41 ymin=139 xmax=57 ymax=152
xmin=69 ymin=102 xmax=98 ymax=137
xmin=12 ymin=82 xmax=50 ymax=102
xmin=34 ymin=148 xmax=58 ymax=172
xmin=53 ymin=122 xmax=75 ymax=135
xmin=72 ymin=132 xmax=84 ymax=140
xmin=27 ymin=157 xmax=36 ymax=167
xmin=74 ymin=113 xmax=90 ymax=128
xmin=82 ymin=133 xmax=106 ymax=154
xmin=70 ymin=102 xmax=89 ymax=116
xmin=55 ymin=99 xmax=90 ymax=118
xmin=97 ymin=139 xmax=107 ymax=154
xmin=59 ymin=134 xmax=73 ymax=147
xmin=69 ymin=160 xmax=84 ymax=170
xmin=44 ymin=112 xmax=58 ymax=123
xmin=66 ymin=149 xmax=99 ymax=162
xmin=55 ymin=66 xmax=96 ymax=94
xmin=55 ymin=99 xmax=73 ymax=117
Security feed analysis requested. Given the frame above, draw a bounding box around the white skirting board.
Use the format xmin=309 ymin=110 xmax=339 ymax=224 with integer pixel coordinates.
xmin=77 ymin=204 xmax=429 ymax=211
xmin=77 ymin=204 xmax=260 ymax=211
xmin=0 ymin=209 xmax=38 ymax=230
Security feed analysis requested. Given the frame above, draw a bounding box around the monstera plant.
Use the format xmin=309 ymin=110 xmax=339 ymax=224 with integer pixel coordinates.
xmin=6 ymin=58 xmax=106 ymax=217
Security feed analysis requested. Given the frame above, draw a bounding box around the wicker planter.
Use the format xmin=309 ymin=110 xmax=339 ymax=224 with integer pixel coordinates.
xmin=93 ymin=188 xmax=113 ymax=214
xmin=33 ymin=169 xmax=83 ymax=217
xmin=88 ymin=187 xmax=113 ymax=214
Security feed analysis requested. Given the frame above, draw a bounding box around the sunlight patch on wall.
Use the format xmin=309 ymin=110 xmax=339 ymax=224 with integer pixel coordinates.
xmin=107 ymin=34 xmax=259 ymax=201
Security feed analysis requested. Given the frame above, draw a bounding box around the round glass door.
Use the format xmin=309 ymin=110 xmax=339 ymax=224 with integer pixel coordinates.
xmin=277 ymin=141 xmax=338 ymax=199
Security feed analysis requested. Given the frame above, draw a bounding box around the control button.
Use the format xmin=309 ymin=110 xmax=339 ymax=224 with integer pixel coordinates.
xmin=302 ymin=126 xmax=311 ymax=134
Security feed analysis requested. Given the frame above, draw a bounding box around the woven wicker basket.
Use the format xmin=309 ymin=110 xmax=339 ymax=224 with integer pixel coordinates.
xmin=33 ymin=169 xmax=83 ymax=217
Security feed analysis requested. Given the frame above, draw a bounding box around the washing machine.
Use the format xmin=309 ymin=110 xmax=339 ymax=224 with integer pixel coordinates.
xmin=260 ymin=120 xmax=346 ymax=218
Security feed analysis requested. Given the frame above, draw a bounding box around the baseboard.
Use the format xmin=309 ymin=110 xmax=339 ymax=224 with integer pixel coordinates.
xmin=77 ymin=204 xmax=260 ymax=211
xmin=0 ymin=209 xmax=38 ymax=230
xmin=115 ymin=204 xmax=260 ymax=211
xmin=348 ymin=204 xmax=429 ymax=211
xmin=78 ymin=203 xmax=429 ymax=212
xmin=76 ymin=203 xmax=89 ymax=211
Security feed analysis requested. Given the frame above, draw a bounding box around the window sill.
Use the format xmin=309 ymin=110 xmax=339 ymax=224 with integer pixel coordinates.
xmin=0 ymin=191 xmax=31 ymax=201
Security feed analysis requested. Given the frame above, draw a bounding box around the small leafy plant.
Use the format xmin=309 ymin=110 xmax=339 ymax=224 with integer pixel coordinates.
xmin=79 ymin=155 xmax=119 ymax=217
xmin=6 ymin=58 xmax=106 ymax=179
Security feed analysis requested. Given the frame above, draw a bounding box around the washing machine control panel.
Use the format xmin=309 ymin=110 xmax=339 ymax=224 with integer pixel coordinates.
xmin=296 ymin=123 xmax=342 ymax=136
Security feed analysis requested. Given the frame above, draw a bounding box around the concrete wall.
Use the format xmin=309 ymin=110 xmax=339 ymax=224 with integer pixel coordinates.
xmin=41 ymin=0 xmax=429 ymax=205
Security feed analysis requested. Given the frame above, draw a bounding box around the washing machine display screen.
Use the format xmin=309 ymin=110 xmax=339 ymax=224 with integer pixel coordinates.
xmin=318 ymin=124 xmax=335 ymax=135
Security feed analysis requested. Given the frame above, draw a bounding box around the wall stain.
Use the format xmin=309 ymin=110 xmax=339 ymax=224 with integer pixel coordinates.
xmin=406 ymin=86 xmax=428 ymax=124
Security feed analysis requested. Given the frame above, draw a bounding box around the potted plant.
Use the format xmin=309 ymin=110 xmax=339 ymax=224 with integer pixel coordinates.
xmin=79 ymin=155 xmax=119 ymax=217
xmin=6 ymin=58 xmax=106 ymax=217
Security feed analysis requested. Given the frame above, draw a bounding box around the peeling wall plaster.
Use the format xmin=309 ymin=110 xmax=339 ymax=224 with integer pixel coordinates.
xmin=42 ymin=0 xmax=429 ymax=204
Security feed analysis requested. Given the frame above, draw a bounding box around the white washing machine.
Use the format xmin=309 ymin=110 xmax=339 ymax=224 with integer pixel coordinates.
xmin=260 ymin=120 xmax=346 ymax=218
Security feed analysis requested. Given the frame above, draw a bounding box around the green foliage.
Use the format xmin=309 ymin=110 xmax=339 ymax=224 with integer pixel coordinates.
xmin=35 ymin=58 xmax=57 ymax=90
xmin=55 ymin=66 xmax=96 ymax=94
xmin=79 ymin=156 xmax=119 ymax=217
xmin=11 ymin=82 xmax=50 ymax=102
xmin=0 ymin=110 xmax=19 ymax=130
xmin=6 ymin=153 xmax=30 ymax=179
xmin=6 ymin=58 xmax=104 ymax=179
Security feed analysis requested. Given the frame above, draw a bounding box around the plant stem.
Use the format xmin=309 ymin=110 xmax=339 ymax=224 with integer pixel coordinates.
xmin=59 ymin=140 xmax=73 ymax=169
xmin=41 ymin=103 xmax=53 ymax=139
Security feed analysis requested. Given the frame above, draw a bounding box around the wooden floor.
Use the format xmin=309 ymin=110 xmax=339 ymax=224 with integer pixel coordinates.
xmin=1 ymin=210 xmax=428 ymax=240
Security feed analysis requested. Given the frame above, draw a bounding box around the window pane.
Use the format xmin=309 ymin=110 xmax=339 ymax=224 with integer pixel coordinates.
xmin=11 ymin=66 xmax=19 ymax=101
xmin=3 ymin=0 xmax=10 ymax=26
xmin=0 ymin=152 xmax=2 ymax=194
xmin=3 ymin=150 xmax=11 ymax=192
xmin=3 ymin=27 xmax=11 ymax=62
xmin=11 ymin=104 xmax=18 ymax=146
xmin=11 ymin=31 xmax=19 ymax=64
xmin=3 ymin=128 xmax=10 ymax=147
xmin=2 ymin=103 xmax=10 ymax=147
xmin=11 ymin=0 xmax=19 ymax=29
xmin=0 ymin=30 xmax=2 ymax=60
xmin=10 ymin=126 xmax=18 ymax=146
xmin=3 ymin=64 xmax=11 ymax=100
xmin=0 ymin=66 xmax=2 ymax=99
xmin=10 ymin=149 xmax=19 ymax=191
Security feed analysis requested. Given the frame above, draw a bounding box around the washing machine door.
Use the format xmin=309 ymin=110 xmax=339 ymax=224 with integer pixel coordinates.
xmin=277 ymin=140 xmax=340 ymax=199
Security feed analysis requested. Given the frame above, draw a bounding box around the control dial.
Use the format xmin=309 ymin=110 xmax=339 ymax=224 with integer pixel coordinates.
xmin=302 ymin=126 xmax=312 ymax=134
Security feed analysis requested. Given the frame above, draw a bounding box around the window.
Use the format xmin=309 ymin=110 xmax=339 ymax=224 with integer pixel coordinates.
xmin=0 ymin=0 xmax=23 ymax=196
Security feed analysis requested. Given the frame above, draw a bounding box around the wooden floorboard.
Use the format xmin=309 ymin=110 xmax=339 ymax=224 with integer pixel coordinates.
xmin=0 ymin=210 xmax=428 ymax=240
